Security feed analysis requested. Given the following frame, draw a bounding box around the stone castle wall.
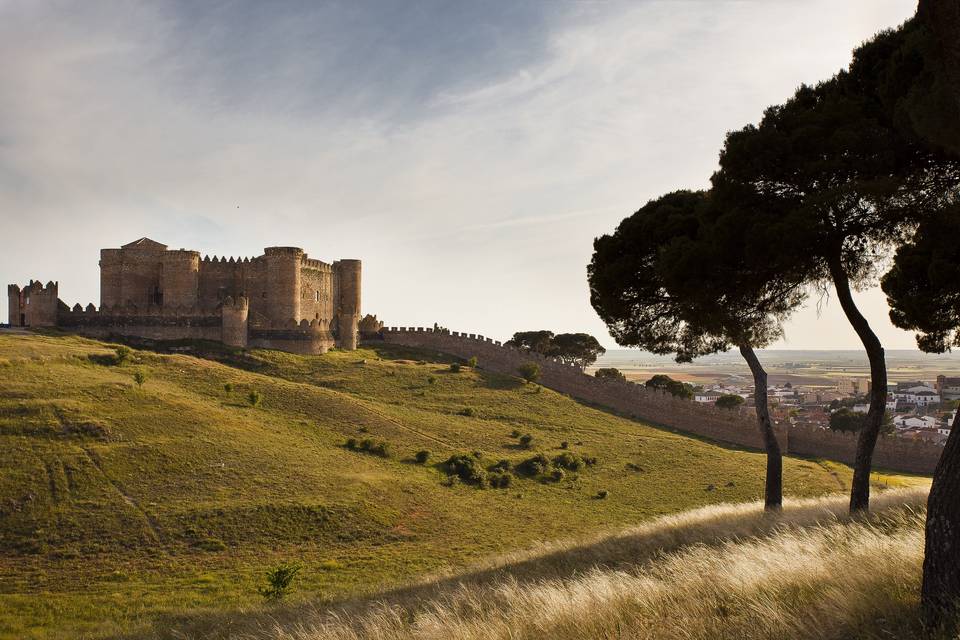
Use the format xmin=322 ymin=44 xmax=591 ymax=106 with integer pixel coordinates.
xmin=382 ymin=327 xmax=942 ymax=475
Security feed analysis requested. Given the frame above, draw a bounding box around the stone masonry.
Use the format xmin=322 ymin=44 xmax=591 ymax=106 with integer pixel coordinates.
xmin=8 ymin=237 xmax=362 ymax=354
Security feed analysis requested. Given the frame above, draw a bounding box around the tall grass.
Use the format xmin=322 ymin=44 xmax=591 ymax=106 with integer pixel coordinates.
xmin=168 ymin=489 xmax=934 ymax=640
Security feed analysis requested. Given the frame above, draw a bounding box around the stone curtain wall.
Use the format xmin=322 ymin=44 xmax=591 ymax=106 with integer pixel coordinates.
xmin=383 ymin=328 xmax=942 ymax=475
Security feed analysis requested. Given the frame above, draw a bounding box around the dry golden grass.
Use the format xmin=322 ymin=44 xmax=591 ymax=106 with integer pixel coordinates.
xmin=164 ymin=488 xmax=935 ymax=640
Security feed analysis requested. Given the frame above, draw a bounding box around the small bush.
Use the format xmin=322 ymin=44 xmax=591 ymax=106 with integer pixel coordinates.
xmin=550 ymin=468 xmax=566 ymax=482
xmin=560 ymin=441 xmax=569 ymax=449
xmin=259 ymin=563 xmax=301 ymax=601
xmin=345 ymin=438 xmax=358 ymax=450
xmin=467 ymin=356 xmax=478 ymax=368
xmin=360 ymin=438 xmax=375 ymax=451
xmin=415 ymin=450 xmax=430 ymax=464
xmin=519 ymin=434 xmax=533 ymax=448
xmin=552 ymin=452 xmax=585 ymax=471
xmin=114 ymin=345 xmax=132 ymax=365
xmin=247 ymin=390 xmax=262 ymax=407
xmin=444 ymin=454 xmax=487 ymax=486
xmin=491 ymin=459 xmax=512 ymax=473
xmin=195 ymin=537 xmax=227 ymax=552
xmin=489 ymin=472 xmax=514 ymax=489
xmin=518 ymin=362 xmax=541 ymax=383
xmin=132 ymin=371 xmax=146 ymax=388
xmin=584 ymin=456 xmax=598 ymax=466
xmin=224 ymin=382 xmax=233 ymax=393
xmin=472 ymin=450 xmax=483 ymax=458
xmin=450 ymin=362 xmax=461 ymax=373
xmin=427 ymin=375 xmax=437 ymax=385
xmin=517 ymin=453 xmax=551 ymax=476
xmin=596 ymin=489 xmax=609 ymax=499
xmin=370 ymin=441 xmax=390 ymax=457
xmin=510 ymin=429 xmax=521 ymax=438
xmin=458 ymin=407 xmax=475 ymax=417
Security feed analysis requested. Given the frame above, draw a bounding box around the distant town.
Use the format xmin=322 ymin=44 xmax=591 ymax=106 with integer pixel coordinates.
xmin=591 ymin=350 xmax=960 ymax=445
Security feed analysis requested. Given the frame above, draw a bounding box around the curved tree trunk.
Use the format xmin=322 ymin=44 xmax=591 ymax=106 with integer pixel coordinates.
xmin=739 ymin=344 xmax=782 ymax=511
xmin=828 ymin=255 xmax=887 ymax=513
xmin=922 ymin=407 xmax=960 ymax=629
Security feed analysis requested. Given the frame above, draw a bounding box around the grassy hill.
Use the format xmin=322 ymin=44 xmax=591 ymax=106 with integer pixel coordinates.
xmin=0 ymin=331 xmax=928 ymax=639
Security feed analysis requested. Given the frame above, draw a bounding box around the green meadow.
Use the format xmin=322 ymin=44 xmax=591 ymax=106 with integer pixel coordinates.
xmin=0 ymin=332 xmax=927 ymax=639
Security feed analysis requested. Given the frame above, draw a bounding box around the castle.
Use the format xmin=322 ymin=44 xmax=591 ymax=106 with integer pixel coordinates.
xmin=7 ymin=238 xmax=364 ymax=354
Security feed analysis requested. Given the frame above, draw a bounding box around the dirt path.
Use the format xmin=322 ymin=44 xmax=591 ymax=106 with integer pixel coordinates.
xmin=82 ymin=446 xmax=165 ymax=543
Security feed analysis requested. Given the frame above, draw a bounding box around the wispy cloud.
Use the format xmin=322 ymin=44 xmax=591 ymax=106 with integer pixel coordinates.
xmin=0 ymin=0 xmax=918 ymax=348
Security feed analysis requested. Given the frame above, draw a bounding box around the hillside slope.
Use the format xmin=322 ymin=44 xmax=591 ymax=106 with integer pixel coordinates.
xmin=0 ymin=332 xmax=927 ymax=639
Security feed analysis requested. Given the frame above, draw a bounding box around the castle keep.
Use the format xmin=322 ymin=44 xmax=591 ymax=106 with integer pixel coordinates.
xmin=7 ymin=238 xmax=362 ymax=354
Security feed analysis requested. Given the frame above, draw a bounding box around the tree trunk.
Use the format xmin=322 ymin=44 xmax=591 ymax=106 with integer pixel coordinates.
xmin=922 ymin=407 xmax=960 ymax=629
xmin=828 ymin=255 xmax=887 ymax=513
xmin=739 ymin=344 xmax=783 ymax=511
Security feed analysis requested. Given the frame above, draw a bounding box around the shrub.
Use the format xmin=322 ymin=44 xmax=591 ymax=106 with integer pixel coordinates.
xmin=458 ymin=407 xmax=475 ymax=417
xmin=489 ymin=472 xmax=514 ymax=489
xmin=595 ymin=367 xmax=626 ymax=382
xmin=450 ymin=362 xmax=461 ymax=373
xmin=560 ymin=441 xmax=569 ymax=449
xmin=224 ymin=382 xmax=233 ymax=393
xmin=715 ymin=394 xmax=745 ymax=409
xmin=258 ymin=563 xmax=301 ymax=601
xmin=518 ymin=362 xmax=541 ymax=383
xmin=552 ymin=452 xmax=585 ymax=471
xmin=467 ymin=356 xmax=478 ymax=368
xmin=596 ymin=489 xmax=609 ymax=499
xmin=247 ymin=390 xmax=262 ymax=407
xmin=584 ymin=456 xmax=598 ymax=466
xmin=519 ymin=433 xmax=534 ymax=448
xmin=472 ymin=450 xmax=483 ymax=458
xmin=415 ymin=450 xmax=430 ymax=464
xmin=370 ymin=441 xmax=390 ymax=457
xmin=427 ymin=375 xmax=437 ymax=385
xmin=510 ymin=429 xmax=521 ymax=438
xmin=114 ymin=345 xmax=132 ymax=365
xmin=345 ymin=438 xmax=358 ymax=450
xmin=444 ymin=454 xmax=487 ymax=486
xmin=491 ymin=459 xmax=512 ymax=473
xmin=517 ymin=453 xmax=551 ymax=476
xmin=132 ymin=371 xmax=146 ymax=388
xmin=550 ymin=468 xmax=566 ymax=482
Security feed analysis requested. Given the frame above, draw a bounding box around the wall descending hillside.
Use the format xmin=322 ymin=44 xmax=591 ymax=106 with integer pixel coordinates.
xmin=382 ymin=327 xmax=942 ymax=475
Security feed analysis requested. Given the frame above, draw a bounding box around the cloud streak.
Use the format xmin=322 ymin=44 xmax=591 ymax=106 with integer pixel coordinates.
xmin=0 ymin=0 xmax=919 ymax=349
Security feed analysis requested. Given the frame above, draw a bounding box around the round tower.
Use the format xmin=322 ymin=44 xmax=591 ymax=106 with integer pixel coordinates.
xmin=221 ymin=295 xmax=249 ymax=348
xmin=160 ymin=250 xmax=200 ymax=308
xmin=264 ymin=247 xmax=303 ymax=326
xmin=335 ymin=259 xmax=361 ymax=350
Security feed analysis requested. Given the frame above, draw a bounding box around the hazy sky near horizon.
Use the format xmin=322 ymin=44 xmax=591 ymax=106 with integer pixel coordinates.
xmin=1 ymin=0 xmax=925 ymax=350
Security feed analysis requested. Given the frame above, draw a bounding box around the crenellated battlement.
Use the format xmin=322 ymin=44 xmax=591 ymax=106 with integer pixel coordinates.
xmin=382 ymin=326 xmax=944 ymax=475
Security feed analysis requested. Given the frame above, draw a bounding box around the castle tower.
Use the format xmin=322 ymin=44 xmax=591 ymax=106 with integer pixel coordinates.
xmin=10 ymin=281 xmax=60 ymax=327
xmin=7 ymin=285 xmax=21 ymax=326
xmin=99 ymin=249 xmax=122 ymax=308
xmin=335 ymin=259 xmax=361 ymax=350
xmin=264 ymin=247 xmax=303 ymax=326
xmin=160 ymin=250 xmax=200 ymax=308
xmin=221 ymin=295 xmax=249 ymax=348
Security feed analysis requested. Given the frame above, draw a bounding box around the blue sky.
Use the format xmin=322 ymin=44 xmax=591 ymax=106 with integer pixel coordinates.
xmin=0 ymin=0 xmax=922 ymax=349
